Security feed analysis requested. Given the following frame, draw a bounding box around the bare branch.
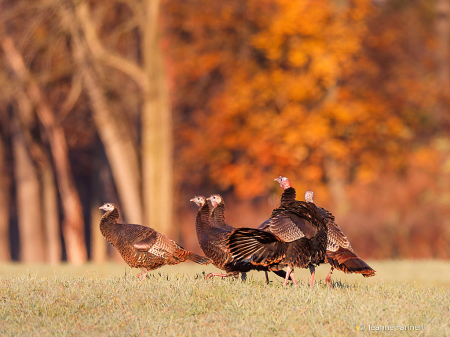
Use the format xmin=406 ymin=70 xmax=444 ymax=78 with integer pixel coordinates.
xmin=59 ymin=1 xmax=144 ymax=225
xmin=59 ymin=72 xmax=83 ymax=120
xmin=75 ymin=1 xmax=150 ymax=92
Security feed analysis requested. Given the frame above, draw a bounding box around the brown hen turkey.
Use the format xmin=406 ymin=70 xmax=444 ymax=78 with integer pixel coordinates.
xmin=99 ymin=203 xmax=211 ymax=280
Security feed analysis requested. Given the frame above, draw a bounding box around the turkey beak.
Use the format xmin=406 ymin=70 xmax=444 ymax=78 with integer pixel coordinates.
xmin=189 ymin=198 xmax=195 ymax=202
xmin=274 ymin=176 xmax=282 ymax=183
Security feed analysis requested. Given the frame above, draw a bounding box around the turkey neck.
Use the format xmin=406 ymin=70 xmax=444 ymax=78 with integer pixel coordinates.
xmin=195 ymin=202 xmax=213 ymax=241
xmin=281 ymin=187 xmax=296 ymax=204
xmin=211 ymin=203 xmax=225 ymax=227
xmin=100 ymin=207 xmax=120 ymax=244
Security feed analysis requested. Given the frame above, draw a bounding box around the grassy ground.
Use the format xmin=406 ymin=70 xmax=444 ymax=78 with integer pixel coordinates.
xmin=1 ymin=260 xmax=449 ymax=336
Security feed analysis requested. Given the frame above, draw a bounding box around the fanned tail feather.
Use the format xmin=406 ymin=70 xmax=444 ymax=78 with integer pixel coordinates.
xmin=227 ymin=228 xmax=287 ymax=266
xmin=326 ymin=247 xmax=376 ymax=277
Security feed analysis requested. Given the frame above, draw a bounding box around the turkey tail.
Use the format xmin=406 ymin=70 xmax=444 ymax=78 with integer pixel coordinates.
xmin=227 ymin=228 xmax=286 ymax=265
xmin=326 ymin=247 xmax=376 ymax=277
xmin=184 ymin=252 xmax=212 ymax=265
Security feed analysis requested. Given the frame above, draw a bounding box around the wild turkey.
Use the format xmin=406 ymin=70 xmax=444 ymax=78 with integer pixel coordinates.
xmin=190 ymin=195 xmax=287 ymax=281
xmin=304 ymin=190 xmax=376 ymax=285
xmin=99 ymin=203 xmax=211 ymax=280
xmin=227 ymin=178 xmax=328 ymax=287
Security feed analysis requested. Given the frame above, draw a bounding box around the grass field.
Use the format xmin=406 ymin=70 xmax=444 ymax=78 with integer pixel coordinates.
xmin=1 ymin=260 xmax=449 ymax=336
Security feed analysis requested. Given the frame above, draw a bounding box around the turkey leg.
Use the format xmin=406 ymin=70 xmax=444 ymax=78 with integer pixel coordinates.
xmin=309 ymin=265 xmax=315 ymax=287
xmin=283 ymin=266 xmax=297 ymax=286
xmin=325 ymin=267 xmax=334 ymax=287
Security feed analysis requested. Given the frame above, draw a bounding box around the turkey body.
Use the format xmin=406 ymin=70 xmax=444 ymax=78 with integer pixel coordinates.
xmin=99 ymin=203 xmax=211 ymax=280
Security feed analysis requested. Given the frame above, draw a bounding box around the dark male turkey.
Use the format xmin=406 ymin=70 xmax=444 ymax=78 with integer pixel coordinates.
xmin=99 ymin=203 xmax=211 ymax=280
xmin=304 ymin=190 xmax=376 ymax=285
xmin=227 ymin=177 xmax=328 ymax=287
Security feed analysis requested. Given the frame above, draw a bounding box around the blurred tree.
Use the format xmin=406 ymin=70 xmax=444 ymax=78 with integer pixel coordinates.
xmin=140 ymin=0 xmax=174 ymax=237
xmin=11 ymin=109 xmax=46 ymax=263
xmin=59 ymin=0 xmax=173 ymax=234
xmin=58 ymin=1 xmax=144 ymax=226
xmin=1 ymin=0 xmax=174 ymax=263
xmin=165 ymin=0 xmax=449 ymax=258
xmin=436 ymin=0 xmax=450 ymax=87
xmin=2 ymin=36 xmax=87 ymax=263
xmin=0 ymin=127 xmax=11 ymax=262
xmin=13 ymin=90 xmax=61 ymax=264
xmin=0 ymin=0 xmax=448 ymax=261
xmin=165 ymin=0 xmax=381 ymax=201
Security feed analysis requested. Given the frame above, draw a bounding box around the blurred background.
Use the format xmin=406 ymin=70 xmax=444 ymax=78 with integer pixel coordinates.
xmin=0 ymin=0 xmax=449 ymax=265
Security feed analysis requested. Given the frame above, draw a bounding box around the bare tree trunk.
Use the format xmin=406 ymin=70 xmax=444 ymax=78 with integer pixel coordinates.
xmin=90 ymin=159 xmax=107 ymax=263
xmin=12 ymin=116 xmax=46 ymax=263
xmin=14 ymin=90 xmax=62 ymax=264
xmin=59 ymin=1 xmax=143 ymax=225
xmin=0 ymin=135 xmax=11 ymax=262
xmin=2 ymin=37 xmax=87 ymax=264
xmin=91 ymin=202 xmax=107 ymax=263
xmin=141 ymin=0 xmax=174 ymax=234
xmin=41 ymin=164 xmax=62 ymax=264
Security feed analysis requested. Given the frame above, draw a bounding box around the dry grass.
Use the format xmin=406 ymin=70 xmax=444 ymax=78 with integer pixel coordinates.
xmin=0 ymin=261 xmax=449 ymax=336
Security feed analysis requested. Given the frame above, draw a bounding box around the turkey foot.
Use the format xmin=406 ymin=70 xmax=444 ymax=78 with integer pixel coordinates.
xmin=137 ymin=268 xmax=148 ymax=281
xmin=325 ymin=267 xmax=334 ymax=287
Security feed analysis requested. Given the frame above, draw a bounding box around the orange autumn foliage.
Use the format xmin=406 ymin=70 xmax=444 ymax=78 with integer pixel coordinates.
xmin=165 ymin=0 xmax=450 ymax=258
xmin=165 ymin=0 xmax=413 ymax=197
